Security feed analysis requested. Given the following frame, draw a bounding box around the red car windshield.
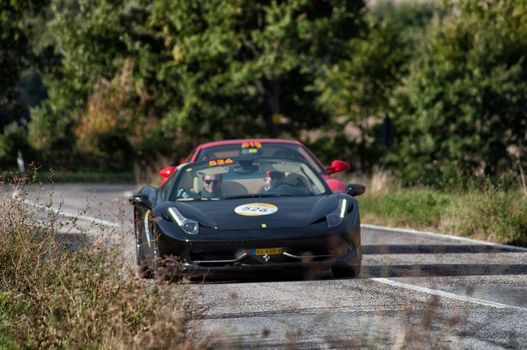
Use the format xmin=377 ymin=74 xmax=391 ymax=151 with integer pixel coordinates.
xmin=194 ymin=143 xmax=324 ymax=174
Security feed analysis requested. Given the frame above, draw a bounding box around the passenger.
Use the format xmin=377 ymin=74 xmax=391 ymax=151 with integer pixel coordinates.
xmin=262 ymin=170 xmax=286 ymax=192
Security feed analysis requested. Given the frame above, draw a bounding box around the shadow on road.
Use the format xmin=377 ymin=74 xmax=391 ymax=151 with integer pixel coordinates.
xmin=190 ymin=243 xmax=527 ymax=283
xmin=362 ymin=264 xmax=527 ymax=278
xmin=188 ymin=269 xmax=333 ymax=284
xmin=362 ymin=244 xmax=521 ymax=254
xmin=360 ymin=243 xmax=527 ymax=278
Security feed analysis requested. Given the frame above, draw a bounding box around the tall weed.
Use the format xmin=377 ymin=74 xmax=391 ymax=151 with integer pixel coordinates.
xmin=0 ymin=179 xmax=205 ymax=349
xmin=444 ymin=190 xmax=527 ymax=245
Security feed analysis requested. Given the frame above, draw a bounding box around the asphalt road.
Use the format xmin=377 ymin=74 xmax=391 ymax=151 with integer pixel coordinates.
xmin=10 ymin=183 xmax=527 ymax=349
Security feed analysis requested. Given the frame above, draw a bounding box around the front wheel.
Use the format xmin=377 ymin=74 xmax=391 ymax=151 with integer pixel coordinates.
xmin=332 ymin=263 xmax=361 ymax=278
xmin=135 ymin=209 xmax=158 ymax=279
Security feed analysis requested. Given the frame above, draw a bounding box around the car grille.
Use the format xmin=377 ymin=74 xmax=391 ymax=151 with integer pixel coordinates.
xmin=187 ymin=247 xmax=336 ymax=267
xmin=190 ymin=253 xmax=235 ymax=262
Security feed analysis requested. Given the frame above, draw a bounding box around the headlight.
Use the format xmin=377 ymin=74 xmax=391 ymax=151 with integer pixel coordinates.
xmin=168 ymin=207 xmax=199 ymax=235
xmin=326 ymin=198 xmax=348 ymax=228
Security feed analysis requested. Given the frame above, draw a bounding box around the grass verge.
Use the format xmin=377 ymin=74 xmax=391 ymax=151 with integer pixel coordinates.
xmin=359 ymin=187 xmax=527 ymax=246
xmin=0 ymin=180 xmax=205 ymax=349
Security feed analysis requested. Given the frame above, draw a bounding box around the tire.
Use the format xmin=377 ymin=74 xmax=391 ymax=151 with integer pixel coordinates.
xmin=137 ymin=228 xmax=155 ymax=279
xmin=138 ymin=261 xmax=154 ymax=279
xmin=147 ymin=226 xmax=181 ymax=282
xmin=135 ymin=209 xmax=156 ymax=279
xmin=332 ymin=263 xmax=361 ymax=278
xmin=155 ymin=256 xmax=182 ymax=282
xmin=135 ymin=209 xmax=181 ymax=281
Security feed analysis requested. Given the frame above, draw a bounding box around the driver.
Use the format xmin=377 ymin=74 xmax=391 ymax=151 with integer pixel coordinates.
xmin=176 ymin=173 xmax=223 ymax=199
xmin=200 ymin=174 xmax=223 ymax=199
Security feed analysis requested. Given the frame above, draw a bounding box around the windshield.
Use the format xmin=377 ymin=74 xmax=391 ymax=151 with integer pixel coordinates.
xmin=194 ymin=142 xmax=324 ymax=173
xmin=171 ymin=157 xmax=330 ymax=201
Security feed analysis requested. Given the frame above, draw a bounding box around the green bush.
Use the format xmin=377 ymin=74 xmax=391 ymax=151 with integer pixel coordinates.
xmin=389 ymin=0 xmax=527 ymax=184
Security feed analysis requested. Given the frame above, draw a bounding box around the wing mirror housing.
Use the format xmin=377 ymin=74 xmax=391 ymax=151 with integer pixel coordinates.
xmin=346 ymin=183 xmax=366 ymax=197
xmin=326 ymin=160 xmax=350 ymax=175
xmin=159 ymin=166 xmax=176 ymax=178
xmin=159 ymin=166 xmax=177 ymax=186
xmin=129 ymin=194 xmax=152 ymax=209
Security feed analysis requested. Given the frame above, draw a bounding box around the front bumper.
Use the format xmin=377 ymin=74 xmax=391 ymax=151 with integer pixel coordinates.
xmin=178 ymin=247 xmax=360 ymax=276
xmin=154 ymin=219 xmax=361 ymax=276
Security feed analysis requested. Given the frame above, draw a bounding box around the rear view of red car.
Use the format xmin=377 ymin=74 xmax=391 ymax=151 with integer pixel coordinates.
xmin=159 ymin=139 xmax=350 ymax=192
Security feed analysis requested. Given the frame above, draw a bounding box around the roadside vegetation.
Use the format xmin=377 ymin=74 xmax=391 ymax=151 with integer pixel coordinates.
xmin=0 ymin=179 xmax=204 ymax=349
xmin=1 ymin=170 xmax=134 ymax=184
xmin=357 ymin=172 xmax=527 ymax=246
xmin=2 ymin=1 xmax=526 ymax=182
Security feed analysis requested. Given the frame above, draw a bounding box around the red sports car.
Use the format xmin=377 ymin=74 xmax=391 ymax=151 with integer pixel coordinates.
xmin=159 ymin=139 xmax=351 ymax=192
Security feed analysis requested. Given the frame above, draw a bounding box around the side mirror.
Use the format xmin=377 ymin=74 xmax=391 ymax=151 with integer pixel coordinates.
xmin=159 ymin=166 xmax=176 ymax=178
xmin=129 ymin=194 xmax=152 ymax=209
xmin=326 ymin=160 xmax=350 ymax=175
xmin=346 ymin=183 xmax=366 ymax=197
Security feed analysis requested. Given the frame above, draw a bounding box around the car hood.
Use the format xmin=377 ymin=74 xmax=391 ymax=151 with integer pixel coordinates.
xmin=157 ymin=195 xmax=341 ymax=230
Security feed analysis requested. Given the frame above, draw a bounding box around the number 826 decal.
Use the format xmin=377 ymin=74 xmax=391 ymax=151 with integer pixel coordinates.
xmin=208 ymin=158 xmax=234 ymax=166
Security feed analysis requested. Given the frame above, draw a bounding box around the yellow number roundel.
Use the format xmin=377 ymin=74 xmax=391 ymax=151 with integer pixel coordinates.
xmin=234 ymin=203 xmax=278 ymax=216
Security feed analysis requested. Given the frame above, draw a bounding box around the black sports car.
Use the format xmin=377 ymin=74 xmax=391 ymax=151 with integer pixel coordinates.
xmin=129 ymin=156 xmax=365 ymax=280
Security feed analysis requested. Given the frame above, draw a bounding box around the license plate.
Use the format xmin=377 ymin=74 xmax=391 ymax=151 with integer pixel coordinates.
xmin=252 ymin=247 xmax=283 ymax=256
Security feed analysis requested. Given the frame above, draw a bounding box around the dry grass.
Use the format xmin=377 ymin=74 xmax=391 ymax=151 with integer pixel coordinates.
xmin=0 ymin=178 xmax=206 ymax=349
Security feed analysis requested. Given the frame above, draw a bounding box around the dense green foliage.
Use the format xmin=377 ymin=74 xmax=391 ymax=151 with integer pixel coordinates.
xmin=24 ymin=0 xmax=366 ymax=171
xmin=0 ymin=0 xmax=35 ymax=125
xmin=0 ymin=0 xmax=525 ymax=187
xmin=0 ymin=0 xmax=48 ymax=167
xmin=389 ymin=0 xmax=527 ymax=185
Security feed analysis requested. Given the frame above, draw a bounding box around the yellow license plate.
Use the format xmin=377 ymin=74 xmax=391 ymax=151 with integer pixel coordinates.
xmin=253 ymin=248 xmax=282 ymax=255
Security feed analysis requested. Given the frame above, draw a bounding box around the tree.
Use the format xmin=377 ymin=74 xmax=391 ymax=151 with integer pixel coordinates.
xmin=28 ymin=0 xmax=152 ymax=169
xmin=29 ymin=0 xmax=366 ymax=170
xmin=148 ymin=0 xmax=365 ymax=140
xmin=0 ymin=0 xmax=48 ymax=129
xmin=313 ymin=1 xmax=438 ymax=171
xmin=389 ymin=0 xmax=527 ymax=185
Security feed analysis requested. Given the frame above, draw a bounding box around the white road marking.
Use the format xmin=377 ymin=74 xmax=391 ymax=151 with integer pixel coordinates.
xmin=371 ymin=278 xmax=527 ymax=311
xmin=362 ymin=223 xmax=527 ymax=252
xmin=10 ymin=189 xmax=527 ymax=313
xmin=12 ymin=190 xmax=120 ymax=228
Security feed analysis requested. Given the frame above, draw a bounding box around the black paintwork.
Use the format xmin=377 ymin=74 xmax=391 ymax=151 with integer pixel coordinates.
xmin=130 ymin=159 xmax=363 ymax=279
